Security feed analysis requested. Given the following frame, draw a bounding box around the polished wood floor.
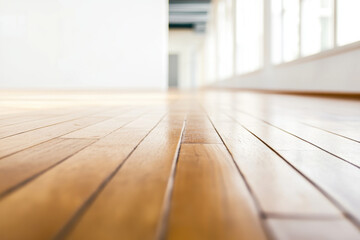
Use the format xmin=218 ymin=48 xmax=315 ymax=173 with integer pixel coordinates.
xmin=0 ymin=90 xmax=359 ymax=240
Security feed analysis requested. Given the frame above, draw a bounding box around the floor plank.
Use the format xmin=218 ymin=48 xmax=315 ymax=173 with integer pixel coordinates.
xmin=66 ymin=115 xmax=185 ymax=240
xmin=302 ymin=120 xmax=360 ymax=143
xmin=0 ymin=107 xmax=109 ymax=139
xmin=166 ymin=144 xmax=267 ymax=240
xmin=221 ymin=109 xmax=360 ymax=226
xmin=267 ymin=218 xmax=360 ymax=240
xmin=0 ymin=112 xmax=164 ymax=240
xmin=61 ymin=109 xmax=144 ymax=139
xmin=207 ymin=112 xmax=341 ymax=217
xmin=0 ymin=117 xmax=106 ymax=159
xmin=183 ymin=113 xmax=222 ymax=144
xmin=236 ymin=110 xmax=360 ymax=168
xmin=0 ymin=138 xmax=94 ymax=197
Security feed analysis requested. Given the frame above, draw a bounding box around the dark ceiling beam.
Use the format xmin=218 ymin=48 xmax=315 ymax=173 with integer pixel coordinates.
xmin=169 ymin=0 xmax=211 ymax=32
xmin=169 ymin=23 xmax=194 ymax=29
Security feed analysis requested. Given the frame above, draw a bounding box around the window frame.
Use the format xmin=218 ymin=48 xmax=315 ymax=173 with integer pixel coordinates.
xmin=272 ymin=0 xmax=360 ymax=67
xmin=229 ymin=0 xmax=360 ymax=78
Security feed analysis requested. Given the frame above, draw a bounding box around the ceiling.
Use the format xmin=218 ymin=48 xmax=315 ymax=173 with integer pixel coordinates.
xmin=169 ymin=0 xmax=211 ymax=33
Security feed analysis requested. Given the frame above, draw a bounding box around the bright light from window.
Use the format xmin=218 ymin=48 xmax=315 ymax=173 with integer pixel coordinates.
xmin=271 ymin=0 xmax=360 ymax=64
xmin=271 ymin=0 xmax=299 ymax=63
xmin=301 ymin=0 xmax=333 ymax=57
xmin=221 ymin=0 xmax=360 ymax=75
xmin=271 ymin=0 xmax=283 ymax=64
xmin=337 ymin=0 xmax=360 ymax=46
xmin=283 ymin=0 xmax=300 ymax=62
xmin=236 ymin=0 xmax=263 ymax=74
xmin=217 ymin=0 xmax=234 ymax=80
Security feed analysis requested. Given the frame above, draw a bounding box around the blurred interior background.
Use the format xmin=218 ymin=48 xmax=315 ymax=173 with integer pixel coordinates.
xmin=0 ymin=0 xmax=359 ymax=92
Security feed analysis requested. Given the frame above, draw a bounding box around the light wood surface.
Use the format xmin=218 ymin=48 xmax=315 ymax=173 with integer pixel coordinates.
xmin=166 ymin=144 xmax=267 ymax=240
xmin=67 ymin=115 xmax=185 ymax=240
xmin=208 ymin=113 xmax=340 ymax=217
xmin=267 ymin=219 xmax=360 ymax=240
xmin=0 ymin=90 xmax=359 ymax=240
xmin=0 ymin=138 xmax=94 ymax=197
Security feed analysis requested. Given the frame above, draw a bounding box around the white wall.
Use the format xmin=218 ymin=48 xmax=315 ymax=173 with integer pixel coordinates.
xmin=214 ymin=48 xmax=360 ymax=92
xmin=207 ymin=0 xmax=360 ymax=93
xmin=0 ymin=0 xmax=168 ymax=89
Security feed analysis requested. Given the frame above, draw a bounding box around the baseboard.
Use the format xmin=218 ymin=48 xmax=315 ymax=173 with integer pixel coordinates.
xmin=204 ymin=87 xmax=360 ymax=100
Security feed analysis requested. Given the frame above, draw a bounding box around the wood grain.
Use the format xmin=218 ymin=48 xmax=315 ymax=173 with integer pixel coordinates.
xmin=0 ymin=138 xmax=94 ymax=197
xmin=166 ymin=144 xmax=267 ymax=240
xmin=208 ymin=113 xmax=341 ymax=217
xmin=182 ymin=112 xmax=222 ymax=144
xmin=66 ymin=115 xmax=185 ymax=240
xmin=0 ymin=117 xmax=106 ymax=159
xmin=0 ymin=113 xmax=164 ymax=240
xmin=0 ymin=90 xmax=359 ymax=239
xmin=267 ymin=218 xmax=360 ymax=240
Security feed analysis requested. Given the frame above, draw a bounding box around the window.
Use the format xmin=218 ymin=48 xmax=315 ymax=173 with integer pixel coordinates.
xmin=236 ymin=0 xmax=264 ymax=74
xmin=283 ymin=0 xmax=300 ymax=61
xmin=337 ymin=0 xmax=360 ymax=46
xmin=272 ymin=0 xmax=300 ymax=63
xmin=272 ymin=0 xmax=360 ymax=64
xmin=271 ymin=0 xmax=282 ymax=64
xmin=217 ymin=0 xmax=234 ymax=80
xmin=301 ymin=0 xmax=334 ymax=56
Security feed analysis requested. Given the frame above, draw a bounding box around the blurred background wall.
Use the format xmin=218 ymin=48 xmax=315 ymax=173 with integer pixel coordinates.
xmin=0 ymin=0 xmax=168 ymax=89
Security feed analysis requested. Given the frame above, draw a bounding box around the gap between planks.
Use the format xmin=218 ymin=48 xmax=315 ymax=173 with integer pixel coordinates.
xmin=233 ymin=109 xmax=360 ymax=169
xmin=222 ymin=112 xmax=360 ymax=230
xmin=155 ymin=118 xmax=187 ymax=240
xmin=203 ymin=110 xmax=273 ymax=240
xmin=53 ymin=114 xmax=167 ymax=240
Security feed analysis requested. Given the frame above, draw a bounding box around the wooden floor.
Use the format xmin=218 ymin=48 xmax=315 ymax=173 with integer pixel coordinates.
xmin=0 ymin=90 xmax=359 ymax=240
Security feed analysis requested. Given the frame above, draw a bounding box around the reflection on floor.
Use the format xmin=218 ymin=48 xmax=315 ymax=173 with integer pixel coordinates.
xmin=0 ymin=90 xmax=359 ymax=240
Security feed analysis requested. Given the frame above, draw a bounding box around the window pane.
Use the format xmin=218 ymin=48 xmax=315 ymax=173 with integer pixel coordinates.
xmin=283 ymin=0 xmax=299 ymax=62
xmin=271 ymin=0 xmax=283 ymax=64
xmin=236 ymin=0 xmax=263 ymax=74
xmin=204 ymin=18 xmax=217 ymax=83
xmin=337 ymin=0 xmax=360 ymax=46
xmin=217 ymin=0 xmax=234 ymax=80
xmin=301 ymin=0 xmax=334 ymax=56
